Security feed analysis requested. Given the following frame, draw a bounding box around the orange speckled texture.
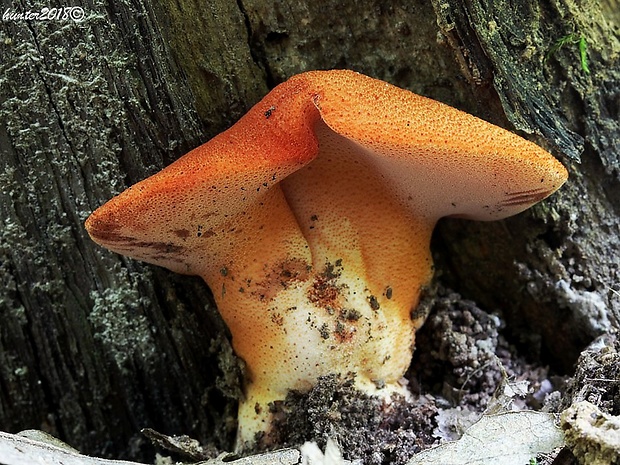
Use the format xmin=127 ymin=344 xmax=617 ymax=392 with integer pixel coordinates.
xmin=85 ymin=70 xmax=568 ymax=446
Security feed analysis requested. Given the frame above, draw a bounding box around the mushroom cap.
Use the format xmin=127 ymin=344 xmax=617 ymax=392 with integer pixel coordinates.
xmin=308 ymin=71 xmax=567 ymax=222
xmin=86 ymin=70 xmax=567 ymax=277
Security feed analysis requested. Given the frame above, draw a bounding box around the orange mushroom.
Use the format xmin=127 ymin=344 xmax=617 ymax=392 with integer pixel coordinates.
xmin=85 ymin=70 xmax=568 ymax=448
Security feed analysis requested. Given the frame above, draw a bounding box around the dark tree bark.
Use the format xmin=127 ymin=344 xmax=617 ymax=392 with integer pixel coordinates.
xmin=1 ymin=0 xmax=618 ymax=461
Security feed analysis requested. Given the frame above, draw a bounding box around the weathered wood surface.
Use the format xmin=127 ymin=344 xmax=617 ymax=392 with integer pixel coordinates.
xmin=1 ymin=0 xmax=618 ymax=461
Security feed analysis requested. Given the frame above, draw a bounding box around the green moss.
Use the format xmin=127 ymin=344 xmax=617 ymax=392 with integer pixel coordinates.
xmin=546 ymin=32 xmax=590 ymax=74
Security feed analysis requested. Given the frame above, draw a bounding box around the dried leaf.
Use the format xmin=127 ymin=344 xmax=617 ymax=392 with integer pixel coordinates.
xmin=407 ymin=411 xmax=564 ymax=465
xmin=0 ymin=430 xmax=147 ymax=465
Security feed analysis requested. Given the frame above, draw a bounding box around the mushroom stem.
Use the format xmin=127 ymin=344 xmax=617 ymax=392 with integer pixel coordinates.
xmin=215 ymin=188 xmax=434 ymax=446
xmin=208 ymin=120 xmax=438 ymax=448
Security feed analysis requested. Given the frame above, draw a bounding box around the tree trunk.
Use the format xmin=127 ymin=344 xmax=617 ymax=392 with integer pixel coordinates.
xmin=1 ymin=0 xmax=618 ymax=461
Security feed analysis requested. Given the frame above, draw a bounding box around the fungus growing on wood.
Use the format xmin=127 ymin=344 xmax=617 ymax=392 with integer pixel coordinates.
xmin=85 ymin=70 xmax=568 ymax=448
